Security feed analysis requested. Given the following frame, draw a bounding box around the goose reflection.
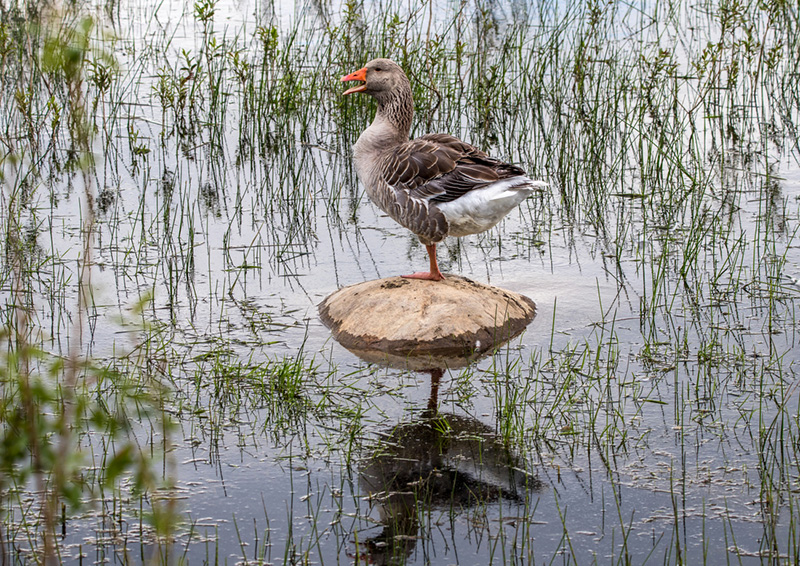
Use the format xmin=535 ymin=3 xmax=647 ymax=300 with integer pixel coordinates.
xmin=355 ymin=368 xmax=542 ymax=565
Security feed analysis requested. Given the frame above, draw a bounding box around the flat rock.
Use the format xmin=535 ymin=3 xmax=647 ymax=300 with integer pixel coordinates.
xmin=319 ymin=275 xmax=536 ymax=369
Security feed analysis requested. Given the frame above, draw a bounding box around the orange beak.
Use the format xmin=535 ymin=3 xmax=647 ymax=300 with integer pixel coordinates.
xmin=341 ymin=67 xmax=367 ymax=95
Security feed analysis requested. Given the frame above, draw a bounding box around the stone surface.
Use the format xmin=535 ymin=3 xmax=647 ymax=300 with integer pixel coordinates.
xmin=319 ymin=275 xmax=536 ymax=369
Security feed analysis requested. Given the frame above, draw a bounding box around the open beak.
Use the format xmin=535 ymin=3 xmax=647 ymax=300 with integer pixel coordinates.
xmin=341 ymin=67 xmax=367 ymax=95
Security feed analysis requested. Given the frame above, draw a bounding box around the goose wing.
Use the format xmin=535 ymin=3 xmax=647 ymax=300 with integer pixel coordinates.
xmin=376 ymin=134 xmax=527 ymax=243
xmin=384 ymin=134 xmax=527 ymax=202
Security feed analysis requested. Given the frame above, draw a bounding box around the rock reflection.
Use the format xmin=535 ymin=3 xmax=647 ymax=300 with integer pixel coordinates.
xmin=356 ymin=369 xmax=541 ymax=566
xmin=321 ymin=284 xmax=540 ymax=564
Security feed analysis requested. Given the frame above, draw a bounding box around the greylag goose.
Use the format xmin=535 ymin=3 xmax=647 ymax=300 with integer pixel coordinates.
xmin=341 ymin=58 xmax=547 ymax=281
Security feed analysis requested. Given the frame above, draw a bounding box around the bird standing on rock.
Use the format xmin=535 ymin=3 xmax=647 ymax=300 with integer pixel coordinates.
xmin=341 ymin=58 xmax=547 ymax=281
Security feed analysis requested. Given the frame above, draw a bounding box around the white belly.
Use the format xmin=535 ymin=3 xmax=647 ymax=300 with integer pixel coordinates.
xmin=438 ymin=177 xmax=547 ymax=237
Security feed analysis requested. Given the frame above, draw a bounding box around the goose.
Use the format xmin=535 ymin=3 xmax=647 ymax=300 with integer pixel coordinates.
xmin=341 ymin=58 xmax=547 ymax=281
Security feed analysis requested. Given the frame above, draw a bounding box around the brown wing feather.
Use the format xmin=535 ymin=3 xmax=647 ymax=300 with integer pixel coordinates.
xmin=377 ymin=133 xmax=527 ymax=243
xmin=382 ymin=134 xmax=527 ymax=201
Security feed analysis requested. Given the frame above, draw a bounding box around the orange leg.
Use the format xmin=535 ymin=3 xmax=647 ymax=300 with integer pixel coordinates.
xmin=402 ymin=243 xmax=445 ymax=281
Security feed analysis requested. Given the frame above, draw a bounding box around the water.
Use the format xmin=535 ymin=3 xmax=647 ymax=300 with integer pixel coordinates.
xmin=1 ymin=0 xmax=799 ymax=563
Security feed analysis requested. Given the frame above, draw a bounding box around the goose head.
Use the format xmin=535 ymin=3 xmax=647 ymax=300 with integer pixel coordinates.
xmin=341 ymin=58 xmax=409 ymax=104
